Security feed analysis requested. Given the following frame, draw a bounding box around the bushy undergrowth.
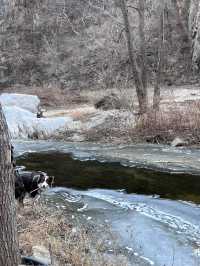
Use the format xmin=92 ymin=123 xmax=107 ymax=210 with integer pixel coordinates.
xmin=133 ymin=101 xmax=200 ymax=145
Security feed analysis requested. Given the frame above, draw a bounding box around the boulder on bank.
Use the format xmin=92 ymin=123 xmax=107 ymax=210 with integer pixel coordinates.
xmin=32 ymin=245 xmax=51 ymax=265
xmin=0 ymin=93 xmax=40 ymax=113
xmin=171 ymin=137 xmax=187 ymax=147
xmin=95 ymin=93 xmax=123 ymax=110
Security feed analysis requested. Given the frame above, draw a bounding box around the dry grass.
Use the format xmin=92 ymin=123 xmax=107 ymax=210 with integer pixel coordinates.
xmin=5 ymin=84 xmax=200 ymax=145
xmin=132 ymin=101 xmax=200 ymax=144
xmin=17 ymin=200 xmax=128 ymax=266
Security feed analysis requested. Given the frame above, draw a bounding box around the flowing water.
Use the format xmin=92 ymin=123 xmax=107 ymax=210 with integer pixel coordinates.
xmin=14 ymin=140 xmax=200 ymax=266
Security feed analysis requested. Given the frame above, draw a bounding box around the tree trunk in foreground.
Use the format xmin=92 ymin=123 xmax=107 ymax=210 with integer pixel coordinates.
xmin=0 ymin=104 xmax=19 ymax=266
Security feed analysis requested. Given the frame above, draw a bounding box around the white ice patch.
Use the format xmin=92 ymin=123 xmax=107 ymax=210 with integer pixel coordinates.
xmin=125 ymin=247 xmax=133 ymax=252
xmin=2 ymin=106 xmax=74 ymax=139
xmin=140 ymin=256 xmax=155 ymax=265
xmin=193 ymin=248 xmax=200 ymax=257
xmin=0 ymin=93 xmax=86 ymax=139
xmin=77 ymin=203 xmax=88 ymax=212
xmin=84 ymin=191 xmax=200 ymax=246
xmin=0 ymin=93 xmax=40 ymax=113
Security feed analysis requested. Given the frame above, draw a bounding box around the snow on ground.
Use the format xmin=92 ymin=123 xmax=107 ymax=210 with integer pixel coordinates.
xmin=2 ymin=105 xmax=75 ymax=139
xmin=1 ymin=93 xmax=125 ymax=140
xmin=0 ymin=93 xmax=78 ymax=139
xmin=0 ymin=93 xmax=137 ymax=140
xmin=0 ymin=93 xmax=40 ymax=113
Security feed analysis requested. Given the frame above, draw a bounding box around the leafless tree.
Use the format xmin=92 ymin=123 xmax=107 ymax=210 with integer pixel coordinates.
xmin=138 ymin=0 xmax=147 ymax=95
xmin=0 ymin=104 xmax=19 ymax=266
xmin=153 ymin=4 xmax=165 ymax=110
xmin=119 ymin=0 xmax=148 ymax=114
xmin=172 ymin=0 xmax=190 ymax=41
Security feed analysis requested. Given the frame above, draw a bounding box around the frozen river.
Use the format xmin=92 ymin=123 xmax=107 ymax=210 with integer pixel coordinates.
xmin=14 ymin=140 xmax=200 ymax=266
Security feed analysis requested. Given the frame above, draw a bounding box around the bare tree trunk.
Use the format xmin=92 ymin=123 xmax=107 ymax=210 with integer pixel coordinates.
xmin=183 ymin=0 xmax=191 ymax=27
xmin=172 ymin=0 xmax=192 ymax=73
xmin=153 ymin=6 xmax=165 ymax=110
xmin=172 ymin=0 xmax=190 ymax=42
xmin=138 ymin=0 xmax=147 ymax=92
xmin=119 ymin=0 xmax=147 ymax=114
xmin=0 ymin=104 xmax=19 ymax=266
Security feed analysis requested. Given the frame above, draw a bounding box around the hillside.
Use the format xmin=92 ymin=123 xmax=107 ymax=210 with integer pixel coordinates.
xmin=0 ymin=0 xmax=199 ymax=94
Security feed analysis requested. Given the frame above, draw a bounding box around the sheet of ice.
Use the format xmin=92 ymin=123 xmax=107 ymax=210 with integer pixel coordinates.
xmin=12 ymin=140 xmax=200 ymax=174
xmin=46 ymin=187 xmax=200 ymax=266
xmin=13 ymin=141 xmax=200 ymax=266
xmin=0 ymin=93 xmax=40 ymax=113
xmin=3 ymin=106 xmax=74 ymax=139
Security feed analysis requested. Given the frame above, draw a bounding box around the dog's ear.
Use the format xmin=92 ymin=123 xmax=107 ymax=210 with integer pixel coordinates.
xmin=39 ymin=172 xmax=48 ymax=180
xmin=33 ymin=174 xmax=41 ymax=183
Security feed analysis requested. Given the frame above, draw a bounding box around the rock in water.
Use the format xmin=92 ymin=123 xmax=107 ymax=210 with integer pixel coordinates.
xmin=171 ymin=137 xmax=187 ymax=147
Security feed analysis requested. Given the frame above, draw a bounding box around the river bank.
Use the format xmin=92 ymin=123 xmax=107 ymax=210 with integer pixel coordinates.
xmin=2 ymin=85 xmax=200 ymax=145
xmin=17 ymin=199 xmax=129 ymax=266
xmin=4 ymin=86 xmax=200 ymax=265
xmin=15 ymin=140 xmax=200 ymax=266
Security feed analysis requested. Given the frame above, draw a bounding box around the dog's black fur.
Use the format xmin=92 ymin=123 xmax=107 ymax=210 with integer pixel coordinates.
xmin=15 ymin=170 xmax=49 ymax=205
xmin=12 ymin=145 xmax=49 ymax=205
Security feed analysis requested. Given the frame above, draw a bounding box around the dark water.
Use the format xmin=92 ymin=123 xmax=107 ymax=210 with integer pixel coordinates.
xmin=17 ymin=151 xmax=200 ymax=203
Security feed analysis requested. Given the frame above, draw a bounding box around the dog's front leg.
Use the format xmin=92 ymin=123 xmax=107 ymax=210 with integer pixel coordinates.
xmin=33 ymin=194 xmax=41 ymax=206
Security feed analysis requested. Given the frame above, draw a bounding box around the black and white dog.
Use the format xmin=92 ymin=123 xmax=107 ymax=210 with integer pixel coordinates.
xmin=15 ymin=170 xmax=49 ymax=206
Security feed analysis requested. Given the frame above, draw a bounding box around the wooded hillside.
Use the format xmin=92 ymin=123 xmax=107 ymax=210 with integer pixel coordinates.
xmin=0 ymin=0 xmax=199 ymax=92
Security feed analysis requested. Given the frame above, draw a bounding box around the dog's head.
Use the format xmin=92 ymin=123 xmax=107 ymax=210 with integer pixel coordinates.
xmin=32 ymin=171 xmax=49 ymax=190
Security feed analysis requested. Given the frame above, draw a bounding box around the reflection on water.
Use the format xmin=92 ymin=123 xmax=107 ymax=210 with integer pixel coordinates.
xmin=17 ymin=152 xmax=200 ymax=203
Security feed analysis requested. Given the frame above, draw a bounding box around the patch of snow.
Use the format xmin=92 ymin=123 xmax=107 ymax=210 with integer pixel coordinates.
xmin=32 ymin=245 xmax=51 ymax=265
xmin=0 ymin=93 xmax=40 ymax=113
xmin=140 ymin=256 xmax=155 ymax=265
xmin=72 ymin=228 xmax=77 ymax=234
xmin=162 ymin=88 xmax=200 ymax=103
xmin=3 ymin=106 xmax=74 ymax=139
xmin=193 ymin=248 xmax=200 ymax=257
xmin=3 ymin=106 xmax=36 ymax=138
xmin=171 ymin=137 xmax=187 ymax=147
xmin=1 ymin=93 xmax=136 ymax=140
xmin=77 ymin=203 xmax=88 ymax=212
xmin=125 ymin=247 xmax=133 ymax=252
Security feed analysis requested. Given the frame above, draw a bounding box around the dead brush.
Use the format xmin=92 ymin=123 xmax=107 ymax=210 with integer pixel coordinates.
xmin=17 ymin=200 xmax=128 ymax=266
xmin=132 ymin=100 xmax=200 ymax=144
